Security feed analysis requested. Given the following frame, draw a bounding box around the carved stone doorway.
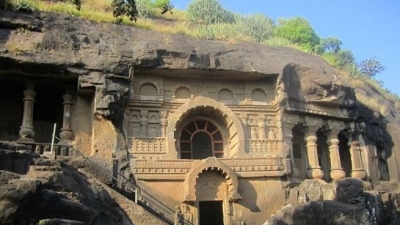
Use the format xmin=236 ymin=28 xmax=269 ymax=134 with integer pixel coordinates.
xmin=199 ymin=201 xmax=223 ymax=225
xmin=195 ymin=170 xmax=227 ymax=225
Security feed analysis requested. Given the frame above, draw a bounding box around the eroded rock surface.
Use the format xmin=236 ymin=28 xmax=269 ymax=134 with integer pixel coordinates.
xmin=0 ymin=157 xmax=164 ymax=225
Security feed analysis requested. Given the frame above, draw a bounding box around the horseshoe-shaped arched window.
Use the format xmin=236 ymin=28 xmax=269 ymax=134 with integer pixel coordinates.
xmin=180 ymin=119 xmax=223 ymax=159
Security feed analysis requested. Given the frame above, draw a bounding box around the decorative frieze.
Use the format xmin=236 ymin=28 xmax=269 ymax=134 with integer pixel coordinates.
xmin=246 ymin=140 xmax=281 ymax=156
xmin=129 ymin=137 xmax=166 ymax=154
xmin=286 ymin=100 xmax=349 ymax=118
xmin=132 ymin=158 xmax=289 ymax=180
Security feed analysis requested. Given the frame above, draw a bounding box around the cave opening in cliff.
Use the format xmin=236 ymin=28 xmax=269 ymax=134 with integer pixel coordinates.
xmin=292 ymin=125 xmax=308 ymax=180
xmin=317 ymin=129 xmax=332 ymax=182
xmin=338 ymin=131 xmax=352 ymax=177
xmin=0 ymin=80 xmax=24 ymax=141
xmin=32 ymin=82 xmax=64 ymax=143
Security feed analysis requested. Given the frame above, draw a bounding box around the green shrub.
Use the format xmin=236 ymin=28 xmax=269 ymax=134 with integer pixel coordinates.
xmin=275 ymin=17 xmax=320 ymax=52
xmin=112 ymin=0 xmax=138 ymax=23
xmin=12 ymin=0 xmax=33 ymax=12
xmin=187 ymin=0 xmax=235 ymax=25
xmin=136 ymin=0 xmax=155 ymax=18
xmin=234 ymin=13 xmax=275 ymax=43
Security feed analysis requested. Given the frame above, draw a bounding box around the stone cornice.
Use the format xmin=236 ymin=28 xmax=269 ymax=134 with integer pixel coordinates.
xmin=132 ymin=157 xmax=290 ymax=180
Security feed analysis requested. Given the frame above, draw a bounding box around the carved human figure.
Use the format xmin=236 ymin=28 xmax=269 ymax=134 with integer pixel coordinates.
xmin=268 ymin=128 xmax=275 ymax=139
xmin=258 ymin=116 xmax=266 ymax=139
xmin=251 ymin=127 xmax=258 ymax=140
xmin=276 ymin=80 xmax=288 ymax=105
xmin=174 ymin=205 xmax=182 ymax=225
xmin=231 ymin=211 xmax=244 ymax=225
xmin=181 ymin=204 xmax=193 ymax=225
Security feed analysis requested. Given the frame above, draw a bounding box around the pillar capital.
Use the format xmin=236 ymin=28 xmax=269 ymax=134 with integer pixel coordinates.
xmin=327 ymin=138 xmax=340 ymax=146
xmin=305 ymin=134 xmax=317 ymax=143
xmin=62 ymin=93 xmax=73 ymax=104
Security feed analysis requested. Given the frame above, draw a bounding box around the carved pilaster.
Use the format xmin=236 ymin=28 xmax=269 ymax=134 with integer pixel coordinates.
xmin=283 ymin=122 xmax=299 ymax=178
xmin=60 ymin=93 xmax=74 ymax=145
xmin=18 ymin=82 xmax=36 ymax=143
xmin=160 ymin=111 xmax=168 ymax=138
xmin=304 ymin=127 xmax=324 ymax=180
xmin=140 ymin=110 xmax=148 ymax=137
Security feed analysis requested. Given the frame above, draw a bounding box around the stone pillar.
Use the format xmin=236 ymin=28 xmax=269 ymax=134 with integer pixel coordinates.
xmin=305 ymin=128 xmax=324 ymax=179
xmin=18 ymin=83 xmax=36 ymax=143
xmin=349 ymin=141 xmax=367 ymax=180
xmin=59 ymin=93 xmax=74 ymax=145
xmin=327 ymin=132 xmax=345 ymax=180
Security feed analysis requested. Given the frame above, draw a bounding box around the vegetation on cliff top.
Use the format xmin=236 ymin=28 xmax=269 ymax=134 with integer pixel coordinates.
xmin=3 ymin=0 xmax=399 ymax=114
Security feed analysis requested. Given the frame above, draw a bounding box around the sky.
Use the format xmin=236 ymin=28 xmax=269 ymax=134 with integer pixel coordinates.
xmin=171 ymin=0 xmax=400 ymax=96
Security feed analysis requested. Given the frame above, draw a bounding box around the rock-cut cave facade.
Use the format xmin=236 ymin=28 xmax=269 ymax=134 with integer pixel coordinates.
xmin=0 ymin=67 xmax=393 ymax=225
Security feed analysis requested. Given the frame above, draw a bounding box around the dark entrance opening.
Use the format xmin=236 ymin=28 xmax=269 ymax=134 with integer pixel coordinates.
xmin=199 ymin=201 xmax=223 ymax=225
xmin=338 ymin=131 xmax=352 ymax=177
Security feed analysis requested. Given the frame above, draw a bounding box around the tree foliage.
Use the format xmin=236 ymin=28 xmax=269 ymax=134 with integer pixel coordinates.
xmin=275 ymin=17 xmax=320 ymax=51
xmin=153 ymin=0 xmax=174 ymax=14
xmin=112 ymin=0 xmax=138 ymax=23
xmin=358 ymin=57 xmax=386 ymax=78
xmin=322 ymin=49 xmax=355 ymax=69
xmin=234 ymin=14 xmax=275 ymax=43
xmin=322 ymin=37 xmax=342 ymax=53
xmin=187 ymin=0 xmax=235 ymax=25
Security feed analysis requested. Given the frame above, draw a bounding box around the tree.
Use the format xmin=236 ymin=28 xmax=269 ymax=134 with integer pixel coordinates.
xmin=358 ymin=57 xmax=386 ymax=78
xmin=322 ymin=37 xmax=342 ymax=53
xmin=274 ymin=17 xmax=320 ymax=51
xmin=234 ymin=13 xmax=275 ymax=43
xmin=322 ymin=49 xmax=354 ymax=69
xmin=112 ymin=0 xmax=138 ymax=23
xmin=153 ymin=0 xmax=174 ymax=14
xmin=187 ymin=0 xmax=235 ymax=25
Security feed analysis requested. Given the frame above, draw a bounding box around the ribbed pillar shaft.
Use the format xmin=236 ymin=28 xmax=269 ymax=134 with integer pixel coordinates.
xmin=350 ymin=141 xmax=367 ymax=180
xmin=305 ymin=129 xmax=323 ymax=179
xmin=18 ymin=83 xmax=36 ymax=142
xmin=328 ymin=136 xmax=345 ymax=180
xmin=60 ymin=93 xmax=74 ymax=144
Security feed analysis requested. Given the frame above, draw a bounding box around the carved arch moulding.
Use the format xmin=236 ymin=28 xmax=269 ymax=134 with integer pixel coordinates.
xmin=165 ymin=96 xmax=246 ymax=159
xmin=183 ymin=157 xmax=241 ymax=202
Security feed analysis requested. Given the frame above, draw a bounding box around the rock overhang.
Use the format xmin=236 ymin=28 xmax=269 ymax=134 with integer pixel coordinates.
xmin=0 ymin=10 xmax=355 ymax=108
